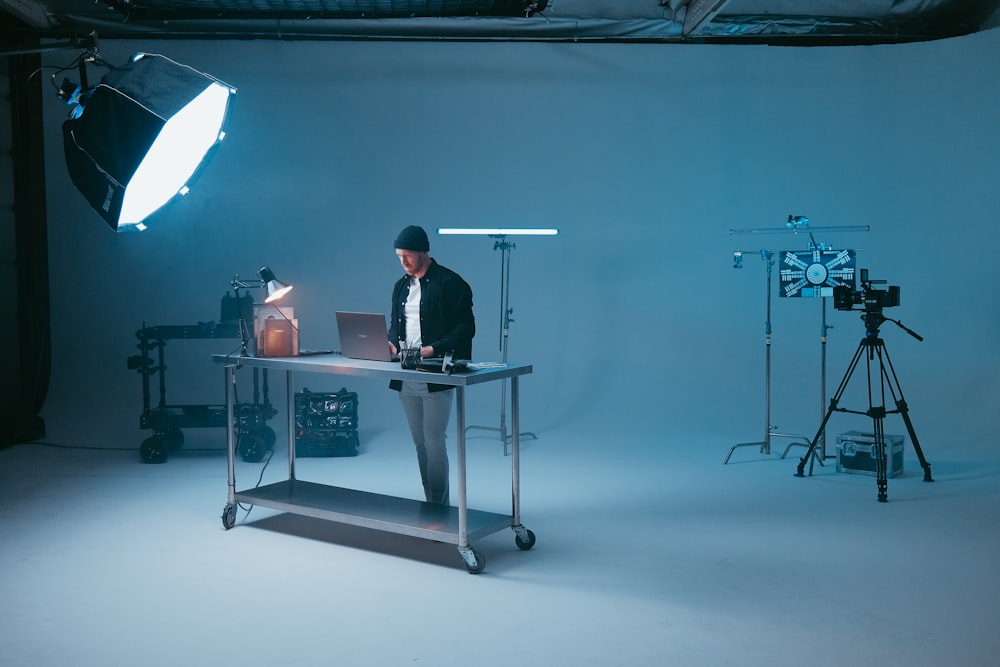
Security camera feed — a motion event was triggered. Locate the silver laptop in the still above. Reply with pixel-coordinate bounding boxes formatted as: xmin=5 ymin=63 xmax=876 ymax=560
xmin=335 ymin=311 xmax=399 ymax=362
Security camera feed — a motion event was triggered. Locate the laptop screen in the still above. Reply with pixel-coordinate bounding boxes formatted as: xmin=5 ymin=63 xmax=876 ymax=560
xmin=335 ymin=311 xmax=397 ymax=362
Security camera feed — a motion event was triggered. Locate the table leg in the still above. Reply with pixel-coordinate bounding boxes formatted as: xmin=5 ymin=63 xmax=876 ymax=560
xmin=509 ymin=375 xmax=535 ymax=550
xmin=286 ymin=370 xmax=296 ymax=480
xmin=511 ymin=375 xmax=521 ymax=525
xmin=226 ymin=365 xmax=236 ymax=503
xmin=454 ymin=386 xmax=486 ymax=573
xmin=456 ymin=386 xmax=467 ymax=548
xmin=222 ymin=364 xmax=239 ymax=530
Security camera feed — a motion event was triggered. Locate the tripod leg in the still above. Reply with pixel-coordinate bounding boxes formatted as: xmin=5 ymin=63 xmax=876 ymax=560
xmin=876 ymin=345 xmax=934 ymax=483
xmin=897 ymin=400 xmax=934 ymax=482
xmin=872 ymin=414 xmax=888 ymax=502
xmin=796 ymin=402 xmax=837 ymax=477
xmin=797 ymin=339 xmax=865 ymax=477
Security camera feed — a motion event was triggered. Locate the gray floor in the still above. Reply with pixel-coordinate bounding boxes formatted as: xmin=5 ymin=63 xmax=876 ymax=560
xmin=1 ymin=424 xmax=997 ymax=666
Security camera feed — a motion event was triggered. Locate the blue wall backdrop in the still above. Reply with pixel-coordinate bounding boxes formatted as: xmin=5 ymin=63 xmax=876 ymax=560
xmin=38 ymin=31 xmax=1000 ymax=456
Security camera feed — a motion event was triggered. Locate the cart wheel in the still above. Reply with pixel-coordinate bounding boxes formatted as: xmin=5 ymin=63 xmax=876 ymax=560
xmin=464 ymin=550 xmax=486 ymax=575
xmin=256 ymin=425 xmax=276 ymax=448
xmin=239 ymin=434 xmax=266 ymax=462
xmin=221 ymin=503 xmax=237 ymax=530
xmin=140 ymin=436 xmax=169 ymax=464
xmin=163 ymin=427 xmax=184 ymax=451
xmin=515 ymin=529 xmax=536 ymax=551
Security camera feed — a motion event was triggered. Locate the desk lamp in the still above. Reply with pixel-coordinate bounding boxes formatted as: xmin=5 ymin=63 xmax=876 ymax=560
xmin=231 ymin=266 xmax=293 ymax=356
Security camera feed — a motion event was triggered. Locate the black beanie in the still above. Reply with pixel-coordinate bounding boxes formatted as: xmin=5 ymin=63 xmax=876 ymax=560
xmin=394 ymin=225 xmax=430 ymax=252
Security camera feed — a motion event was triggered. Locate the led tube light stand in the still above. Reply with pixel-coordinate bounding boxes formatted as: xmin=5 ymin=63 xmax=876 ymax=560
xmin=439 ymin=228 xmax=557 ymax=455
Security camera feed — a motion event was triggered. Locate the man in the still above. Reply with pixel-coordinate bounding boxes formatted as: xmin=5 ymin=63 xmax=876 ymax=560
xmin=387 ymin=225 xmax=475 ymax=505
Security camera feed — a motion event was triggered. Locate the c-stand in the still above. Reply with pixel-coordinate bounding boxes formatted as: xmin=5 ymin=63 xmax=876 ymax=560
xmin=794 ymin=307 xmax=933 ymax=502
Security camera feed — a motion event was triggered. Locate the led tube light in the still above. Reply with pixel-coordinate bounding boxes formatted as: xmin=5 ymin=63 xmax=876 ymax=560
xmin=437 ymin=228 xmax=559 ymax=236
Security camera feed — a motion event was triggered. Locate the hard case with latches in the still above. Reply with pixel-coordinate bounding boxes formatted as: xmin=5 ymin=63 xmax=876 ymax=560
xmin=835 ymin=430 xmax=904 ymax=478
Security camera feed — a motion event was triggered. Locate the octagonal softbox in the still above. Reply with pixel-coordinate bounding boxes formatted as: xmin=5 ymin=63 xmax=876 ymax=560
xmin=63 ymin=53 xmax=236 ymax=231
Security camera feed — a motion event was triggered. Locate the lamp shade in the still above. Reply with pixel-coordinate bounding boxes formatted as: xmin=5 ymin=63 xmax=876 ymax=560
xmin=62 ymin=53 xmax=236 ymax=232
xmin=259 ymin=266 xmax=293 ymax=303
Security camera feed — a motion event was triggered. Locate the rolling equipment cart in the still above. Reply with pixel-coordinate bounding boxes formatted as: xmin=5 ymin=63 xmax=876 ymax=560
xmin=128 ymin=318 xmax=277 ymax=463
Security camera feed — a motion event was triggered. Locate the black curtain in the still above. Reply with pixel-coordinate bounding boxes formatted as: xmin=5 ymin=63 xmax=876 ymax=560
xmin=4 ymin=48 xmax=51 ymax=446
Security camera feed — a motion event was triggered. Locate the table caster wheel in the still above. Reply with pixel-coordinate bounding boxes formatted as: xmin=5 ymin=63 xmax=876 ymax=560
xmin=221 ymin=503 xmax=237 ymax=529
xmin=514 ymin=528 xmax=536 ymax=551
xmin=460 ymin=548 xmax=486 ymax=574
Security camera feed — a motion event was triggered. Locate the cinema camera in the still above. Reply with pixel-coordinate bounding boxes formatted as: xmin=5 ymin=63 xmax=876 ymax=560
xmin=833 ymin=268 xmax=899 ymax=311
xmin=833 ymin=268 xmax=900 ymax=332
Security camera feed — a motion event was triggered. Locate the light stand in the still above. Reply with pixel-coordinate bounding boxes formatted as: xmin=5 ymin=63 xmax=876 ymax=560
xmin=774 ymin=292 xmax=836 ymax=461
xmin=775 ymin=238 xmax=860 ymax=462
xmin=482 ymin=235 xmax=535 ymax=455
xmin=725 ymin=216 xmax=870 ymax=464
xmin=784 ymin=288 xmax=835 ymax=460
xmin=439 ymin=227 xmax=558 ymax=455
xmin=819 ymin=297 xmax=831 ymax=455
xmin=724 ymin=249 xmax=813 ymax=463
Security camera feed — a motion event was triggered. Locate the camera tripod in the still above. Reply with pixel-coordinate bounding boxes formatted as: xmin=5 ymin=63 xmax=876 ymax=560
xmin=794 ymin=310 xmax=933 ymax=502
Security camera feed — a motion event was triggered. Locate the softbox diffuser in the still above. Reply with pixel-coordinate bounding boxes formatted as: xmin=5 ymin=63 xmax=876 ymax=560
xmin=63 ymin=53 xmax=236 ymax=232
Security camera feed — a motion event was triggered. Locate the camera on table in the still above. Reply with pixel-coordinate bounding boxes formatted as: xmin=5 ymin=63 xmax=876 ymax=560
xmin=399 ymin=346 xmax=421 ymax=370
xmin=833 ymin=268 xmax=900 ymax=312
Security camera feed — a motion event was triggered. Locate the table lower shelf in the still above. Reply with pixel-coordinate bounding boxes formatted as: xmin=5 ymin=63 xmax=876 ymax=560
xmin=234 ymin=479 xmax=513 ymax=544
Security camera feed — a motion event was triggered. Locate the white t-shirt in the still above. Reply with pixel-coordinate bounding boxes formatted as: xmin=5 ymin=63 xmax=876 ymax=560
xmin=404 ymin=276 xmax=422 ymax=348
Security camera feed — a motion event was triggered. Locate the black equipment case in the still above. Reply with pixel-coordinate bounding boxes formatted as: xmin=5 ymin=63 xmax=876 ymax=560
xmin=294 ymin=387 xmax=359 ymax=457
xmin=835 ymin=430 xmax=904 ymax=478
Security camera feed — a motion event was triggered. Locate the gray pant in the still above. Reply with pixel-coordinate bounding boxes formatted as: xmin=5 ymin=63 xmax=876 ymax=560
xmin=398 ymin=381 xmax=453 ymax=505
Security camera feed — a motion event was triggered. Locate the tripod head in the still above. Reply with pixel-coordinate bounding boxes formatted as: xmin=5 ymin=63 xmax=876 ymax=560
xmin=861 ymin=309 xmax=889 ymax=339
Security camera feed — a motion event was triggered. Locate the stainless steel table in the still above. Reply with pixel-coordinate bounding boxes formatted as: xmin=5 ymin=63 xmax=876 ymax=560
xmin=213 ymin=352 xmax=535 ymax=573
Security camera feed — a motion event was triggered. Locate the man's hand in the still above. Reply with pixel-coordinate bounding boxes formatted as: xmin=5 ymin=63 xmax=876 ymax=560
xmin=390 ymin=342 xmax=433 ymax=357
